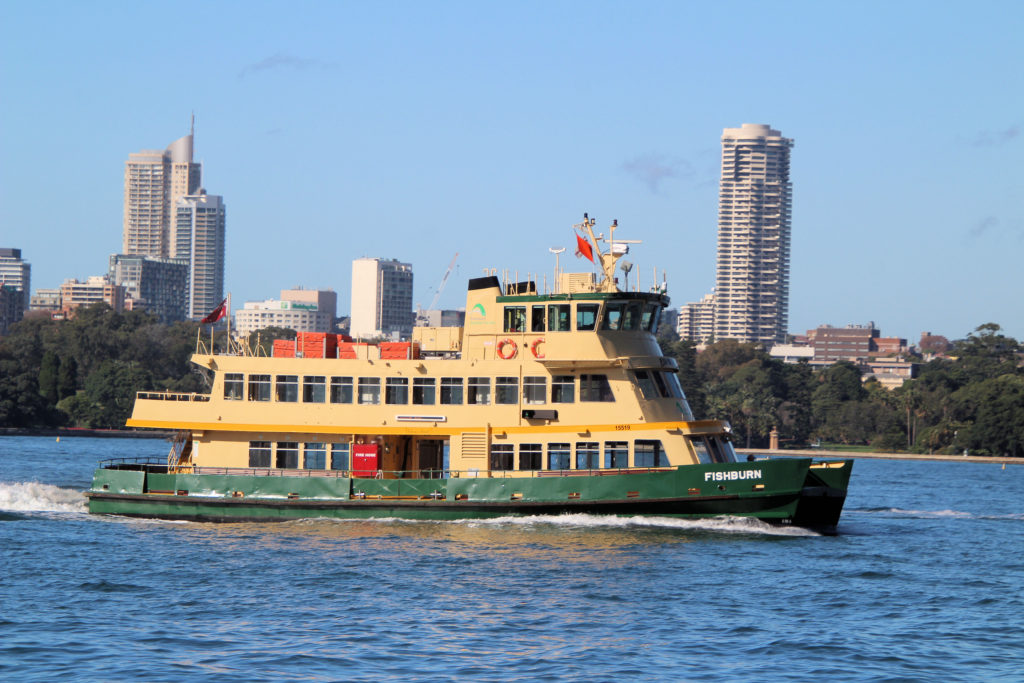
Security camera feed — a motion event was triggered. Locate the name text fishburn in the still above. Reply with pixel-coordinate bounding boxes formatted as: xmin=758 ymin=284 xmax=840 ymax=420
xmin=704 ymin=470 xmax=763 ymax=482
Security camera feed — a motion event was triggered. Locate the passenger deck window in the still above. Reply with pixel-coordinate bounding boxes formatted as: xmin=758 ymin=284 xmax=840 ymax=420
xmin=304 ymin=442 xmax=326 ymax=469
xmin=580 ymin=374 xmax=614 ymax=402
xmin=276 ymin=375 xmax=298 ymax=402
xmin=303 ymin=376 xmax=326 ymax=403
xmin=523 ymin=377 xmax=546 ymax=404
xmin=276 ymin=442 xmax=299 ymax=469
xmin=503 ymin=306 xmax=526 ymax=332
xmin=495 ymin=376 xmax=518 ymax=404
xmin=576 ymin=303 xmax=600 ymax=331
xmin=468 ymin=377 xmax=491 ymax=405
xmin=330 ymin=376 xmax=353 ymax=404
xmin=490 ymin=444 xmax=514 ymax=471
xmin=632 ymin=370 xmax=658 ymax=400
xmin=358 ymin=377 xmax=381 ymax=405
xmin=440 ymin=377 xmax=463 ymax=405
xmin=576 ymin=442 xmax=599 ymax=470
xmin=547 ymin=304 xmax=571 ymax=332
xmin=548 ymin=443 xmax=571 ymax=470
xmin=331 ymin=443 xmax=350 ymax=471
xmin=604 ymin=441 xmax=628 ymax=469
xmin=634 ymin=440 xmax=667 ymax=467
xmin=552 ymin=375 xmax=575 ymax=403
xmin=531 ymin=305 xmax=546 ymax=332
xmin=386 ymin=377 xmax=409 ymax=404
xmin=224 ymin=373 xmax=244 ymax=400
xmin=248 ymin=374 xmax=271 ymax=402
xmin=248 ymin=441 xmax=271 ymax=468
xmin=413 ymin=378 xmax=436 ymax=405
xmin=518 ymin=444 xmax=542 ymax=471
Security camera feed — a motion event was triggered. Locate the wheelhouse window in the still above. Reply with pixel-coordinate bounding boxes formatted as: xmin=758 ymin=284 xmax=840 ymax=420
xmin=490 ymin=444 xmax=514 ymax=471
xmin=358 ymin=377 xmax=381 ymax=405
xmin=276 ymin=375 xmax=298 ymax=402
xmin=503 ymin=306 xmax=526 ymax=332
xmin=552 ymin=375 xmax=575 ymax=403
xmin=248 ymin=374 xmax=271 ymax=402
xmin=304 ymin=442 xmax=327 ymax=469
xmin=386 ymin=377 xmax=409 ymax=404
xmin=641 ymin=303 xmax=661 ymax=332
xmin=576 ymin=303 xmax=599 ymax=331
xmin=604 ymin=441 xmax=628 ymax=469
xmin=248 ymin=441 xmax=271 ymax=468
xmin=548 ymin=443 xmax=571 ymax=470
xmin=523 ymin=377 xmax=546 ymax=404
xmin=518 ymin=444 xmax=542 ymax=471
xmin=303 ymin=376 xmax=326 ymax=403
xmin=467 ymin=377 xmax=491 ymax=405
xmin=601 ymin=302 xmax=624 ymax=330
xmin=634 ymin=440 xmax=667 ymax=467
xmin=276 ymin=442 xmax=299 ymax=469
xmin=576 ymin=442 xmax=599 ymax=470
xmin=580 ymin=374 xmax=614 ymax=402
xmin=224 ymin=373 xmax=244 ymax=400
xmin=531 ymin=305 xmax=546 ymax=332
xmin=690 ymin=436 xmax=737 ymax=464
xmin=330 ymin=376 xmax=353 ymax=404
xmin=440 ymin=377 xmax=463 ymax=405
xmin=621 ymin=302 xmax=643 ymax=331
xmin=495 ymin=376 xmax=518 ymax=404
xmin=331 ymin=443 xmax=350 ymax=471
xmin=413 ymin=378 xmax=436 ymax=405
xmin=547 ymin=304 xmax=571 ymax=331
xmin=632 ymin=370 xmax=658 ymax=400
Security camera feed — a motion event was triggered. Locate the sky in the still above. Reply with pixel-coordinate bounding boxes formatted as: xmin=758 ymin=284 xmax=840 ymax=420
xmin=1 ymin=1 xmax=1022 ymax=343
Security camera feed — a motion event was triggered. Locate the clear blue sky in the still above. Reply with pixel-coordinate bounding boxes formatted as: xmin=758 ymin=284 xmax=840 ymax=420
xmin=2 ymin=1 xmax=1022 ymax=342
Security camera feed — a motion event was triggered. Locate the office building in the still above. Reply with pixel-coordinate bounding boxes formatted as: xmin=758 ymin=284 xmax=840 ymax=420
xmin=235 ymin=288 xmax=338 ymax=337
xmin=174 ymin=190 xmax=226 ymax=320
xmin=108 ymin=254 xmax=189 ymax=324
xmin=0 ymin=248 xmax=31 ymax=310
xmin=350 ymin=258 xmax=414 ymax=339
xmin=29 ymin=288 xmax=62 ymax=313
xmin=713 ymin=123 xmax=794 ymax=345
xmin=123 ymin=129 xmax=201 ymax=258
xmin=59 ymin=276 xmax=126 ymax=314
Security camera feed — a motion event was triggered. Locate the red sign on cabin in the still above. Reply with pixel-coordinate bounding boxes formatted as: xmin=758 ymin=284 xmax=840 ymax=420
xmin=352 ymin=444 xmax=380 ymax=477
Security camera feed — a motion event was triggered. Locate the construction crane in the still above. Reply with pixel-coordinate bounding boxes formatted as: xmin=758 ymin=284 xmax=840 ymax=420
xmin=416 ymin=253 xmax=458 ymax=326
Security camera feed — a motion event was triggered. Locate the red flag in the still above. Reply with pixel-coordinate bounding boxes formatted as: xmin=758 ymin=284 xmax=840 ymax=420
xmin=575 ymin=232 xmax=594 ymax=262
xmin=200 ymin=298 xmax=227 ymax=324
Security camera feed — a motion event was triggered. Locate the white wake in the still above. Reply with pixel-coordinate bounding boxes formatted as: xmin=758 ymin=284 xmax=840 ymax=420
xmin=0 ymin=481 xmax=87 ymax=514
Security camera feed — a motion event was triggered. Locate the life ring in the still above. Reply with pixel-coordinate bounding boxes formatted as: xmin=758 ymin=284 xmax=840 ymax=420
xmin=530 ymin=338 xmax=545 ymax=359
xmin=497 ymin=338 xmax=518 ymax=359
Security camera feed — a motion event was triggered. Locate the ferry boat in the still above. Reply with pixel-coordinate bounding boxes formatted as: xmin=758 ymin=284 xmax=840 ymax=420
xmin=87 ymin=216 xmax=853 ymax=532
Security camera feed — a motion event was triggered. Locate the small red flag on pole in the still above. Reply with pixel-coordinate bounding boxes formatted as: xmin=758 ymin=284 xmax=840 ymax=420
xmin=201 ymin=298 xmax=228 ymax=324
xmin=575 ymin=232 xmax=595 ymax=263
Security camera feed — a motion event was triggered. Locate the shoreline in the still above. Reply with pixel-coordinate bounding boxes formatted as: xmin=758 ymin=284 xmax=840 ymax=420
xmin=0 ymin=428 xmax=174 ymax=440
xmin=742 ymin=448 xmax=1023 ymax=465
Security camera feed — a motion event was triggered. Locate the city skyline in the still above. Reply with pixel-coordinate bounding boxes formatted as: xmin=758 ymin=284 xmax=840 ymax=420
xmin=2 ymin=3 xmax=1022 ymax=342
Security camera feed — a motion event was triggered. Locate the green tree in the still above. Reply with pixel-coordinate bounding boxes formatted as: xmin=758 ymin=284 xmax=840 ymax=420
xmin=38 ymin=350 xmax=60 ymax=403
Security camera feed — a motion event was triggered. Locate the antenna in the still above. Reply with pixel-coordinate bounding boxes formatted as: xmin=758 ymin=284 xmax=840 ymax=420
xmin=549 ymin=247 xmax=565 ymax=294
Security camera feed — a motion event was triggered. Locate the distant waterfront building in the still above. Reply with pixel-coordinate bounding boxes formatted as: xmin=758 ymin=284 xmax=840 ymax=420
xmin=174 ymin=190 xmax=226 ymax=320
xmin=109 ymin=254 xmax=188 ymax=324
xmin=415 ymin=309 xmax=466 ymax=328
xmin=0 ymin=285 xmax=23 ymax=335
xmin=235 ymin=288 xmax=338 ymax=337
xmin=713 ymin=123 xmax=793 ymax=345
xmin=29 ymin=288 xmax=62 ymax=313
xmin=350 ymin=258 xmax=414 ymax=339
xmin=0 ymin=248 xmax=31 ymax=310
xmin=59 ymin=276 xmax=126 ymax=314
xmin=676 ymin=292 xmax=715 ymax=343
xmin=807 ymin=324 xmax=878 ymax=362
xmin=123 ymin=128 xmax=201 ymax=259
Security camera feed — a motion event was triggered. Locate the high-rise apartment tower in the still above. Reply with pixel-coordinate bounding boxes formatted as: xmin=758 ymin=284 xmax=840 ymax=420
xmin=175 ymin=190 xmax=226 ymax=320
xmin=350 ymin=258 xmax=414 ymax=339
xmin=713 ymin=123 xmax=793 ymax=345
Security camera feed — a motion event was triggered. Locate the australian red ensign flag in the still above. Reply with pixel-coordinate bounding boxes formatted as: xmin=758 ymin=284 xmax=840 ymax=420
xmin=575 ymin=232 xmax=595 ymax=262
xmin=201 ymin=298 xmax=228 ymax=324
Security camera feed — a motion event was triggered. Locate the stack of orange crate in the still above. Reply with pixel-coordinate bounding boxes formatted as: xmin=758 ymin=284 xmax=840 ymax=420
xmin=296 ymin=332 xmax=338 ymax=359
xmin=272 ymin=339 xmax=296 ymax=358
xmin=379 ymin=342 xmax=420 ymax=359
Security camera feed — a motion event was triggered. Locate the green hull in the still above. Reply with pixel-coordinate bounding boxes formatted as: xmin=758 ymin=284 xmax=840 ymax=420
xmin=87 ymin=458 xmax=852 ymax=532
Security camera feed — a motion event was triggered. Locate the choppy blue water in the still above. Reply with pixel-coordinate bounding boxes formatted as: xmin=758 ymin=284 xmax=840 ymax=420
xmin=1 ymin=436 xmax=1022 ymax=682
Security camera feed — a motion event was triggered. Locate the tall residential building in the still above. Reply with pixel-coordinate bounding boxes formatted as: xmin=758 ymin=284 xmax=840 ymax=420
xmin=713 ymin=123 xmax=794 ymax=345
xmin=123 ymin=129 xmax=201 ymax=258
xmin=0 ymin=247 xmax=31 ymax=309
xmin=108 ymin=254 xmax=189 ymax=324
xmin=59 ymin=276 xmax=126 ymax=314
xmin=676 ymin=292 xmax=715 ymax=343
xmin=175 ymin=190 xmax=226 ymax=320
xmin=350 ymin=258 xmax=414 ymax=340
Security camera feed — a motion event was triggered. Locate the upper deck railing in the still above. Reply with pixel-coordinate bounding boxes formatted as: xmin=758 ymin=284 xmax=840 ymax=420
xmin=136 ymin=391 xmax=210 ymax=403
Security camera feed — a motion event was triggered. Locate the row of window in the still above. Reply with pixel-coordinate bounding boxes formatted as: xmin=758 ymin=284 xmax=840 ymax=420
xmin=248 ymin=441 xmax=350 ymax=470
xmin=226 ymin=373 xmax=616 ymax=405
xmin=490 ymin=440 xmax=668 ymax=471
xmin=502 ymin=300 xmax=661 ymax=334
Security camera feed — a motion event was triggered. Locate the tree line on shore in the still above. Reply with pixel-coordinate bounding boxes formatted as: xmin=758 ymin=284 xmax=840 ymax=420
xmin=1 ymin=304 xmax=1020 ymax=457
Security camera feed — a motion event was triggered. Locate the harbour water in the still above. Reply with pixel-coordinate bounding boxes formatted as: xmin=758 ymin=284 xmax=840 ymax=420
xmin=2 ymin=435 xmax=1022 ymax=682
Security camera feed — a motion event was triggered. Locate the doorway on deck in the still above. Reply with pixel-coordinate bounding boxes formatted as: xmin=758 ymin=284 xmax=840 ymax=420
xmin=417 ymin=439 xmax=446 ymax=478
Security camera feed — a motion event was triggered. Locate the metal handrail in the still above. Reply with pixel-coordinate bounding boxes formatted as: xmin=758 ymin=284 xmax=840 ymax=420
xmin=136 ymin=391 xmax=210 ymax=402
